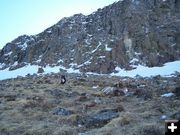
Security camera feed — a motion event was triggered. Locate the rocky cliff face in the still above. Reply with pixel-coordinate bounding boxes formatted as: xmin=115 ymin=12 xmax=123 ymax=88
xmin=0 ymin=0 xmax=180 ymax=73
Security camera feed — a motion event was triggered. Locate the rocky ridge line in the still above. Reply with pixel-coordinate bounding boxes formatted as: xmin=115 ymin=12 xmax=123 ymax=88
xmin=0 ymin=0 xmax=179 ymax=74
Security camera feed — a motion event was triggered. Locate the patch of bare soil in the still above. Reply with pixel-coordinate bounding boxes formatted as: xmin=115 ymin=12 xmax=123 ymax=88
xmin=0 ymin=73 xmax=179 ymax=135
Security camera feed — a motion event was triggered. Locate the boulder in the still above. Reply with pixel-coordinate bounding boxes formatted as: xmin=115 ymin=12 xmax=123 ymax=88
xmin=101 ymin=86 xmax=126 ymax=96
xmin=37 ymin=67 xmax=44 ymax=73
xmin=78 ymin=109 xmax=119 ymax=128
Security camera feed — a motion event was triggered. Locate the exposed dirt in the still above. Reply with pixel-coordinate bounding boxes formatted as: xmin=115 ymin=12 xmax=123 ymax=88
xmin=0 ymin=73 xmax=179 ymax=135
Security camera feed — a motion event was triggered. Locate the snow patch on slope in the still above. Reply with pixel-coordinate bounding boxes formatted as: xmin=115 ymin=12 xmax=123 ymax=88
xmin=161 ymin=92 xmax=174 ymax=97
xmin=105 ymin=44 xmax=112 ymax=51
xmin=0 ymin=65 xmax=38 ymax=80
xmin=130 ymin=58 xmax=139 ymax=64
xmin=18 ymin=42 xmax=28 ymax=50
xmin=0 ymin=61 xmax=179 ymax=80
xmin=91 ymin=42 xmax=102 ymax=53
xmin=12 ymin=61 xmax=18 ymax=67
xmin=4 ymin=51 xmax=12 ymax=56
xmin=0 ymin=64 xmax=80 ymax=80
xmin=111 ymin=61 xmax=180 ymax=77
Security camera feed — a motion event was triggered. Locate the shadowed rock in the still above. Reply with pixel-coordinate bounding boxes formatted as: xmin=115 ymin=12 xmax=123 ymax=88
xmin=173 ymin=86 xmax=180 ymax=97
xmin=79 ymin=109 xmax=119 ymax=128
xmin=37 ymin=67 xmax=44 ymax=73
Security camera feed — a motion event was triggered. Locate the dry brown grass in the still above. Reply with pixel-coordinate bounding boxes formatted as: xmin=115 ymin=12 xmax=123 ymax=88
xmin=0 ymin=74 xmax=179 ymax=135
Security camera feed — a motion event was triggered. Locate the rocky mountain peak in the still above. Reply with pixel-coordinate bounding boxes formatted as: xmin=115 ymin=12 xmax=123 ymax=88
xmin=0 ymin=0 xmax=179 ymax=74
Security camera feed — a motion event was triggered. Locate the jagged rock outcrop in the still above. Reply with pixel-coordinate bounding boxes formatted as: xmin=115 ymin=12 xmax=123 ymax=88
xmin=0 ymin=0 xmax=180 ymax=73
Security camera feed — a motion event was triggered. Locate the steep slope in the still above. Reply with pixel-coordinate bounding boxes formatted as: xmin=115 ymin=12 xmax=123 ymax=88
xmin=0 ymin=0 xmax=180 ymax=74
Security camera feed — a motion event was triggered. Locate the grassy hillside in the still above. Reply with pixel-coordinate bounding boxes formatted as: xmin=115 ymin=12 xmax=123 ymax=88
xmin=0 ymin=73 xmax=179 ymax=135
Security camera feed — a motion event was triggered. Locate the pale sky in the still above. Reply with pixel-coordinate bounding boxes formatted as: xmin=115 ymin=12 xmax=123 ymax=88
xmin=0 ymin=0 xmax=118 ymax=49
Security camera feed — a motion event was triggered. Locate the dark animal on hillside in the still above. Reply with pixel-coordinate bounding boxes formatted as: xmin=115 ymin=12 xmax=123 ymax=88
xmin=60 ymin=75 xmax=66 ymax=84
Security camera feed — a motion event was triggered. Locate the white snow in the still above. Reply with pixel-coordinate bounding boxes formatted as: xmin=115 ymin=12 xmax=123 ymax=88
xmin=84 ymin=60 xmax=91 ymax=65
xmin=38 ymin=39 xmax=45 ymax=43
xmin=134 ymin=52 xmax=141 ymax=56
xmin=77 ymin=58 xmax=93 ymax=68
xmin=171 ymin=43 xmax=176 ymax=47
xmin=71 ymin=49 xmax=74 ymax=52
xmin=0 ymin=64 xmax=38 ymax=80
xmin=99 ymin=56 xmax=106 ymax=58
xmin=111 ymin=60 xmax=180 ymax=77
xmin=47 ymin=30 xmax=52 ymax=33
xmin=110 ymin=39 xmax=114 ymax=42
xmin=87 ymin=34 xmax=92 ymax=37
xmin=0 ymin=63 xmax=5 ymax=69
xmin=161 ymin=92 xmax=174 ymax=97
xmin=86 ymin=72 xmax=102 ymax=76
xmin=78 ymin=133 xmax=85 ymax=135
xmin=161 ymin=115 xmax=167 ymax=119
xmin=57 ymin=59 xmax=64 ymax=63
xmin=130 ymin=58 xmax=139 ymax=64
xmin=4 ymin=51 xmax=12 ymax=56
xmin=92 ymin=86 xmax=99 ymax=89
xmin=78 ymin=124 xmax=83 ymax=128
xmin=12 ymin=61 xmax=18 ymax=66
xmin=69 ymin=26 xmax=72 ymax=29
xmin=18 ymin=42 xmax=28 ymax=50
xmin=82 ymin=21 xmax=88 ymax=24
xmin=105 ymin=44 xmax=112 ymax=51
xmin=70 ymin=63 xmax=78 ymax=68
xmin=44 ymin=65 xmax=80 ymax=74
xmin=85 ymin=39 xmax=91 ymax=45
xmin=45 ymin=65 xmax=64 ymax=74
xmin=36 ymin=55 xmax=42 ymax=63
xmin=16 ymin=42 xmax=21 ymax=45
xmin=0 ymin=64 xmax=80 ymax=80
xmin=66 ymin=67 xmax=80 ymax=74
xmin=91 ymin=42 xmax=102 ymax=53
xmin=0 ymin=60 xmax=180 ymax=80
xmin=36 ymin=59 xmax=41 ymax=63
xmin=70 ymin=63 xmax=77 ymax=67
xmin=30 ymin=36 xmax=35 ymax=41
xmin=145 ymin=27 xmax=149 ymax=34
xmin=80 ymin=58 xmax=93 ymax=67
